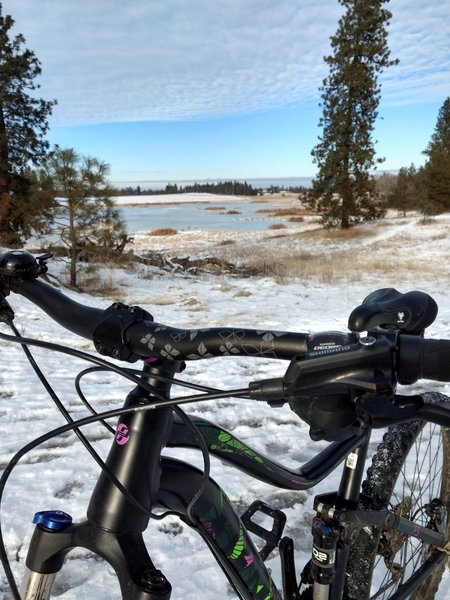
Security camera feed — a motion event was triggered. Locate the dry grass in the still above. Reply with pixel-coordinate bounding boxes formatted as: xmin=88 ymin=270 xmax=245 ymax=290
xmin=149 ymin=228 xmax=178 ymax=236
xmin=242 ymin=248 xmax=445 ymax=285
xmin=255 ymin=207 xmax=316 ymax=222
xmin=77 ymin=272 xmax=119 ymax=295
xmin=233 ymin=290 xmax=252 ymax=297
xmin=246 ymin=251 xmax=343 ymax=284
xmin=270 ymin=208 xmax=306 ymax=217
xmin=295 ymin=226 xmax=369 ymax=240
xmin=212 ymin=222 xmax=449 ymax=284
xmin=267 ymin=224 xmax=288 ymax=230
xmin=256 ymin=207 xmax=307 ymax=216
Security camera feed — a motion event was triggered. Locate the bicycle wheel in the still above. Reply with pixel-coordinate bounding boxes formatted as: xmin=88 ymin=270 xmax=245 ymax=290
xmin=345 ymin=392 xmax=450 ymax=600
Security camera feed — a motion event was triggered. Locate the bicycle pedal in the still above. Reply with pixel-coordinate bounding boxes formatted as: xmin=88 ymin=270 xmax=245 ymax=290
xmin=241 ymin=500 xmax=286 ymax=560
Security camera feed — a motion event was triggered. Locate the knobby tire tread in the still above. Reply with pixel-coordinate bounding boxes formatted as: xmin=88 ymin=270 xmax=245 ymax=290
xmin=345 ymin=392 xmax=450 ymax=600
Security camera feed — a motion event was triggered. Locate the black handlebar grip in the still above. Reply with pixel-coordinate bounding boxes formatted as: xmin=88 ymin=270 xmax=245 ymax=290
xmin=12 ymin=278 xmax=104 ymax=340
xmin=420 ymin=339 xmax=450 ymax=382
xmin=398 ymin=336 xmax=450 ymax=384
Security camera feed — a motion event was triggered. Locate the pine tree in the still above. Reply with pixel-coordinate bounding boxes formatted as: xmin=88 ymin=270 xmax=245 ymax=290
xmin=421 ymin=97 xmax=450 ymax=213
xmin=310 ymin=0 xmax=398 ymax=228
xmin=45 ymin=148 xmax=127 ymax=288
xmin=425 ymin=97 xmax=450 ymax=154
xmin=386 ymin=165 xmax=421 ymax=215
xmin=0 ymin=3 xmax=56 ymax=245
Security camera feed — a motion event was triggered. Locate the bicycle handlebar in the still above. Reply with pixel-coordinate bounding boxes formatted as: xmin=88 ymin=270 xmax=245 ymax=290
xmin=10 ymin=278 xmax=104 ymax=339
xmin=0 ymin=250 xmax=449 ymax=442
xmin=0 ymin=251 xmax=449 ymax=385
xmin=9 ymin=277 xmax=310 ymax=361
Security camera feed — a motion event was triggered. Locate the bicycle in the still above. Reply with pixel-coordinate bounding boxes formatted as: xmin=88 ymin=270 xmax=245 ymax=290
xmin=0 ymin=249 xmax=449 ymax=600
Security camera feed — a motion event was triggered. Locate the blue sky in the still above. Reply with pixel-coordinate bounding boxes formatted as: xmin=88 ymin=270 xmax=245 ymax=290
xmin=3 ymin=0 xmax=449 ymax=185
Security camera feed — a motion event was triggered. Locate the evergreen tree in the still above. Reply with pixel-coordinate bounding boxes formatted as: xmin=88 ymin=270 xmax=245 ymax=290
xmin=425 ymin=97 xmax=450 ymax=154
xmin=0 ymin=3 xmax=56 ymax=245
xmin=421 ymin=97 xmax=450 ymax=213
xmin=374 ymin=171 xmax=396 ymax=203
xmin=310 ymin=0 xmax=398 ymax=228
xmin=386 ymin=165 xmax=420 ymax=215
xmin=45 ymin=148 xmax=127 ymax=288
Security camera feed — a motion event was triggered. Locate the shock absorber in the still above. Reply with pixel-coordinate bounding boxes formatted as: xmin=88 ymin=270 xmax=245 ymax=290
xmin=311 ymin=515 xmax=340 ymax=588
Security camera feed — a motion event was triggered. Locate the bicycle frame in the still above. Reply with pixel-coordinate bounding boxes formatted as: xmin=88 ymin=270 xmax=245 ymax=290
xmin=19 ymin=361 xmax=449 ymax=600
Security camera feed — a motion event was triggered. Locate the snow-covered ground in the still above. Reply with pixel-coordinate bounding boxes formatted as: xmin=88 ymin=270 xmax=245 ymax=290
xmin=0 ymin=208 xmax=449 ymax=599
xmin=115 ymin=192 xmax=259 ymax=206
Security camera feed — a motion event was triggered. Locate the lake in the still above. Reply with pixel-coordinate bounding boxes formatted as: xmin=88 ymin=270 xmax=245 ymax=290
xmin=119 ymin=199 xmax=295 ymax=233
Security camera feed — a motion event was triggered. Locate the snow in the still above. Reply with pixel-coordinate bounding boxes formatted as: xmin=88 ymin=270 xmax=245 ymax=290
xmin=1 ymin=208 xmax=450 ymax=599
xmin=114 ymin=192 xmax=255 ymax=206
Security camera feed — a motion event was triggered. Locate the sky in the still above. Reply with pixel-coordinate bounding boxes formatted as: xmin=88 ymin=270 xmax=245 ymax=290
xmin=2 ymin=0 xmax=449 ymax=185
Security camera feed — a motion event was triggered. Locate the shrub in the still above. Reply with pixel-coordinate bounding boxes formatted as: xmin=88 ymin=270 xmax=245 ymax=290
xmin=267 ymin=224 xmax=288 ymax=230
xmin=149 ymin=228 xmax=178 ymax=236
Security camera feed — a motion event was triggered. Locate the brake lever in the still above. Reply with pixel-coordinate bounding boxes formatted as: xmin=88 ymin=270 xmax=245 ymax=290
xmin=355 ymin=393 xmax=424 ymax=428
xmin=36 ymin=253 xmax=53 ymax=275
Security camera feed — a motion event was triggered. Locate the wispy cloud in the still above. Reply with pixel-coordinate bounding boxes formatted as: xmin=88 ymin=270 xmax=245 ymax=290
xmin=3 ymin=0 xmax=449 ymax=126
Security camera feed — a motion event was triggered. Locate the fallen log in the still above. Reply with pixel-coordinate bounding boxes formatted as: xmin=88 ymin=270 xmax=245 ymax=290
xmin=134 ymin=252 xmax=256 ymax=276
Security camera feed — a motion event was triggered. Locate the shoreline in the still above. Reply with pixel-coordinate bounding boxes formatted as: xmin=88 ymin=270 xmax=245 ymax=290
xmin=114 ymin=192 xmax=300 ymax=207
xmin=128 ymin=210 xmax=450 ymax=260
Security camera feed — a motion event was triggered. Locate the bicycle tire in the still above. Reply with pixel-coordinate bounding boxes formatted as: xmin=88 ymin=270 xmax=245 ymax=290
xmin=345 ymin=391 xmax=450 ymax=600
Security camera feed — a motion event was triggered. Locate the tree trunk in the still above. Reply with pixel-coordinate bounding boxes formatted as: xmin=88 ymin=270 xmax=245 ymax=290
xmin=341 ymin=194 xmax=350 ymax=229
xmin=340 ymin=94 xmax=354 ymax=229
xmin=68 ymin=203 xmax=77 ymax=287
xmin=0 ymin=103 xmax=14 ymax=245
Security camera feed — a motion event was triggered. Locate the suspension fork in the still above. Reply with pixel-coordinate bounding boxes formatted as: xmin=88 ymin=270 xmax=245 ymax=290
xmin=21 ymin=519 xmax=172 ymax=600
xmin=21 ymin=360 xmax=183 ymax=600
xmin=310 ymin=432 xmax=371 ymax=600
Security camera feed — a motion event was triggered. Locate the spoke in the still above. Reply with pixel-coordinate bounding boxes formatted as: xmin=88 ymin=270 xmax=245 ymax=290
xmin=370 ymin=426 xmax=445 ymax=600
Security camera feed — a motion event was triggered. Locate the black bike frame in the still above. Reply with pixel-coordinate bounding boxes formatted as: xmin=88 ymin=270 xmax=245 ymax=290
xmin=21 ymin=362 xmax=448 ymax=600
xmin=23 ymin=361 xmax=284 ymax=599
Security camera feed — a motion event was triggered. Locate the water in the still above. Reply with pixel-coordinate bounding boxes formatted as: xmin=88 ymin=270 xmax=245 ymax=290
xmin=120 ymin=199 xmax=296 ymax=233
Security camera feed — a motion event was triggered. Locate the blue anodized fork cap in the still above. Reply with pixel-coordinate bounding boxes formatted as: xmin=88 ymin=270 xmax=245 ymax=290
xmin=32 ymin=510 xmax=73 ymax=530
